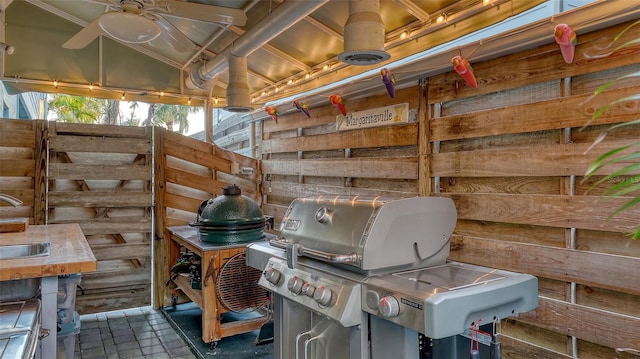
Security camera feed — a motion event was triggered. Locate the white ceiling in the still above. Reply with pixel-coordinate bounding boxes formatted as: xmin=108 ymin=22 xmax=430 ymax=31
xmin=1 ymin=0 xmax=639 ymax=116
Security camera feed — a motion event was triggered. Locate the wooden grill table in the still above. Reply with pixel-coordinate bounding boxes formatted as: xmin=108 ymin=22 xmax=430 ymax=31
xmin=167 ymin=226 xmax=269 ymax=348
xmin=0 ymin=223 xmax=97 ymax=358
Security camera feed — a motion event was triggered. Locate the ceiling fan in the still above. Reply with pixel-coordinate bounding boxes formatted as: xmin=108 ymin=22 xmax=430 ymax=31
xmin=62 ymin=0 xmax=247 ymax=52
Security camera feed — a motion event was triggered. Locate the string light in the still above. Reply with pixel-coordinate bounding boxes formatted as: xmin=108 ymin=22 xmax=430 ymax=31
xmin=53 ymin=80 xmax=58 ymax=88
xmin=287 ymin=79 xmax=293 ymax=85
xmin=187 ymin=97 xmax=191 ymax=105
xmin=400 ymin=31 xmax=408 ymax=40
xmin=305 ymin=73 xmax=310 ymax=80
xmin=88 ymin=83 xmax=94 ymax=91
xmin=436 ymin=13 xmax=447 ymax=24
xmin=160 ymin=91 xmax=164 ymax=97
xmin=121 ymin=93 xmax=126 ymax=100
xmin=214 ymin=97 xmax=219 ymax=105
xmin=323 ymin=64 xmax=329 ymax=71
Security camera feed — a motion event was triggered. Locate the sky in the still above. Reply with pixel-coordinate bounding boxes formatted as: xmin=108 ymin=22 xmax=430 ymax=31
xmin=120 ymin=101 xmax=205 ymax=136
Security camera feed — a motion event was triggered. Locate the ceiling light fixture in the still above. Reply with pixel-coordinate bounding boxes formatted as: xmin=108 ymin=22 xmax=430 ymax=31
xmin=338 ymin=0 xmax=390 ymax=66
xmin=98 ymin=12 xmax=161 ymax=44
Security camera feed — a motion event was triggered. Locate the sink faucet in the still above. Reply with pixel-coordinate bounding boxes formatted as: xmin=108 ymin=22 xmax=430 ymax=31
xmin=0 ymin=193 xmax=23 ymax=207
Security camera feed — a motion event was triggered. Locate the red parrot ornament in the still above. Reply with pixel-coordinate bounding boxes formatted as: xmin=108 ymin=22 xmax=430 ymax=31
xmin=265 ymin=106 xmax=278 ymax=124
xmin=554 ymin=23 xmax=577 ymax=64
xmin=381 ymin=68 xmax=396 ymax=98
xmin=292 ymin=100 xmax=310 ymax=118
xmin=329 ymin=94 xmax=347 ymax=116
xmin=451 ymin=55 xmax=478 ymax=89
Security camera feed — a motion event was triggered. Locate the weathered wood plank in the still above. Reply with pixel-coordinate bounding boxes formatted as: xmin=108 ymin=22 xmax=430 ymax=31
xmin=262 ymin=157 xmax=418 ymax=179
xmin=261 ymin=181 xmax=416 ymax=199
xmin=91 ymin=243 xmax=151 ymax=261
xmin=165 ymin=140 xmax=231 ymax=173
xmin=165 ymin=167 xmax=222 ymax=194
xmin=449 ymin=235 xmax=640 ymax=295
xmin=48 ymin=191 xmax=152 ymax=207
xmin=518 ymin=296 xmax=640 ymax=351
xmin=0 ymin=159 xmax=35 ymax=177
xmin=443 ymin=193 xmax=639 ymax=233
xmin=54 ymin=122 xmax=149 ymax=138
xmin=500 ymin=334 xmax=573 ymax=359
xmin=0 ymin=129 xmax=35 ymax=148
xmin=262 ymin=123 xmax=418 ymax=154
xmin=49 ymin=135 xmax=151 ymax=154
xmin=49 ymin=163 xmax=151 ymax=180
xmin=431 ymin=139 xmax=637 ymax=177
xmin=50 ymin=217 xmax=152 ymax=235
xmin=430 ymin=86 xmax=640 ymax=142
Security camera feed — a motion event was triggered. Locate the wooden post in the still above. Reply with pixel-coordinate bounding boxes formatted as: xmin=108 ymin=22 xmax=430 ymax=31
xmin=153 ymin=127 xmax=168 ymax=309
xmin=33 ymin=120 xmax=48 ymax=224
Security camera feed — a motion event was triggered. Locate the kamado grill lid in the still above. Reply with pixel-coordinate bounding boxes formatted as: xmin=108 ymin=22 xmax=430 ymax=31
xmin=193 ymin=184 xmax=265 ymax=244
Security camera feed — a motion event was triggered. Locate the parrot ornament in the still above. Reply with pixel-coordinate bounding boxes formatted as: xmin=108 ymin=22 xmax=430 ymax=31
xmin=265 ymin=106 xmax=278 ymax=124
xmin=554 ymin=23 xmax=577 ymax=64
xmin=451 ymin=55 xmax=478 ymax=89
xmin=292 ymin=100 xmax=310 ymax=118
xmin=329 ymin=94 xmax=347 ymax=116
xmin=381 ymin=68 xmax=396 ymax=98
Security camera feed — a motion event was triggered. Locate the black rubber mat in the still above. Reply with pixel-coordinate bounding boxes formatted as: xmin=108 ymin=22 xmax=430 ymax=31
xmin=162 ymin=302 xmax=274 ymax=359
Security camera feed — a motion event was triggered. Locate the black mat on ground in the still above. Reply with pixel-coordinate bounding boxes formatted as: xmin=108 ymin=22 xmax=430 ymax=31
xmin=163 ymin=302 xmax=274 ymax=359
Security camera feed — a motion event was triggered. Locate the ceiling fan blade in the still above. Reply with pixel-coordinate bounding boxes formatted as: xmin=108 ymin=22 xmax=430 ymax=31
xmin=154 ymin=15 xmax=197 ymax=53
xmin=157 ymin=0 xmax=247 ymax=26
xmin=62 ymin=17 xmax=103 ymax=49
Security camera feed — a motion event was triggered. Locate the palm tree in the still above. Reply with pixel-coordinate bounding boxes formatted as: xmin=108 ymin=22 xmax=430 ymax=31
xmin=150 ymin=104 xmax=197 ymax=134
xmin=47 ymin=94 xmax=105 ymax=123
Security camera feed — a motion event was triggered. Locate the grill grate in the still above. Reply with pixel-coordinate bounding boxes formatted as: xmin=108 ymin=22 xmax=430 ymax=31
xmin=216 ymin=252 xmax=268 ymax=313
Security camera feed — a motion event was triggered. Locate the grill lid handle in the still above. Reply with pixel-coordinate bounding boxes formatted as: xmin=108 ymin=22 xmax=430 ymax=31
xmin=270 ymin=239 xmax=359 ymax=267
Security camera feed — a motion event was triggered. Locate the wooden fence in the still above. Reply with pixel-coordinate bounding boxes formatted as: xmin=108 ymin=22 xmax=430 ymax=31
xmin=153 ymin=128 xmax=261 ymax=307
xmin=47 ymin=122 xmax=153 ymax=313
xmin=258 ymin=20 xmax=640 ymax=357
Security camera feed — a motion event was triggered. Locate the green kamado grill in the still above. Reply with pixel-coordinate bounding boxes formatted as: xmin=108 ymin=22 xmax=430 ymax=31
xmin=191 ymin=184 xmax=266 ymax=244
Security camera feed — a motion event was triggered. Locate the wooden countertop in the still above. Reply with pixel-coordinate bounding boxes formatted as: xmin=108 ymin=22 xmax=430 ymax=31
xmin=0 ymin=223 xmax=97 ymax=281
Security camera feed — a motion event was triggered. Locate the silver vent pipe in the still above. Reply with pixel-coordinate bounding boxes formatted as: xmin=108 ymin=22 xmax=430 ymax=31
xmin=187 ymin=0 xmax=330 ymax=91
xmin=224 ymin=55 xmax=252 ymax=112
xmin=338 ymin=0 xmax=390 ymax=65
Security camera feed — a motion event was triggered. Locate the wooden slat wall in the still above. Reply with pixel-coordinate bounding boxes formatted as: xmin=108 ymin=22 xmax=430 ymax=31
xmin=153 ymin=128 xmax=261 ymax=307
xmin=0 ymin=119 xmax=46 ymax=224
xmin=48 ymin=122 xmax=153 ymax=313
xmin=260 ymin=88 xmax=422 ymax=225
xmin=426 ymin=20 xmax=640 ymax=358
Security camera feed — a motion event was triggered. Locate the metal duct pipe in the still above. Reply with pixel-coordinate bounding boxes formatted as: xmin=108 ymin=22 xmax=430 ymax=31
xmin=187 ymin=0 xmax=329 ymax=90
xmin=224 ymin=55 xmax=252 ymax=112
xmin=338 ymin=0 xmax=390 ymax=65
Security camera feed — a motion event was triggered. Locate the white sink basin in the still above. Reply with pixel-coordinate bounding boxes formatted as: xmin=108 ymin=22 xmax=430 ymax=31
xmin=0 ymin=243 xmax=50 ymax=260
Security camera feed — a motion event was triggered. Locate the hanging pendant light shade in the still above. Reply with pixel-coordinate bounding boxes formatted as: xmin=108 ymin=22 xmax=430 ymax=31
xmin=338 ymin=0 xmax=390 ymax=66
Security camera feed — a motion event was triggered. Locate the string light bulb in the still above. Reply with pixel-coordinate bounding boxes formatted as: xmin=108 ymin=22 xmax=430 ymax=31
xmin=121 ymin=93 xmax=126 ymax=100
xmin=305 ymin=73 xmax=310 ymax=80
xmin=436 ymin=13 xmax=447 ymax=24
xmin=400 ymin=31 xmax=408 ymax=40
xmin=160 ymin=91 xmax=164 ymax=97
xmin=88 ymin=83 xmax=94 ymax=91
xmin=287 ymin=79 xmax=293 ymax=85
xmin=53 ymin=80 xmax=58 ymax=88
xmin=214 ymin=97 xmax=219 ymax=105
xmin=187 ymin=97 xmax=191 ymax=105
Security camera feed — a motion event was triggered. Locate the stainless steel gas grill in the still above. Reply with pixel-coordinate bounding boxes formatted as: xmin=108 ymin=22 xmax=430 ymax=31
xmin=246 ymin=195 xmax=538 ymax=359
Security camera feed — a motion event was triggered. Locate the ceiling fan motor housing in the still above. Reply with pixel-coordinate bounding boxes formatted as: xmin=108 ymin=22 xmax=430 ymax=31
xmin=338 ymin=0 xmax=390 ymax=66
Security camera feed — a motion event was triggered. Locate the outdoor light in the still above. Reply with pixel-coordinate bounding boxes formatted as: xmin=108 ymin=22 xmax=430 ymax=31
xmin=53 ymin=80 xmax=58 ymax=88
xmin=0 ymin=42 xmax=14 ymax=54
xmin=99 ymin=12 xmax=161 ymax=44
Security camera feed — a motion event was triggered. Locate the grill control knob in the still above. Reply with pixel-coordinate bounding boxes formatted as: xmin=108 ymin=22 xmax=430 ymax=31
xmin=302 ymin=283 xmax=316 ymax=297
xmin=287 ymin=276 xmax=304 ymax=295
xmin=379 ymin=296 xmax=400 ymax=318
xmin=264 ymin=267 xmax=282 ymax=285
xmin=313 ymin=285 xmax=333 ymax=306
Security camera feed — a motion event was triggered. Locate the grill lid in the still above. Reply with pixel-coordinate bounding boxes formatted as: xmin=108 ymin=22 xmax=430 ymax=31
xmin=274 ymin=196 xmax=457 ymax=273
xmin=192 ymin=184 xmax=265 ymax=244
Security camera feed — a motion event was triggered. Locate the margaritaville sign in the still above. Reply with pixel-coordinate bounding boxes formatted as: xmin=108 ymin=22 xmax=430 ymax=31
xmin=336 ymin=103 xmax=409 ymax=131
